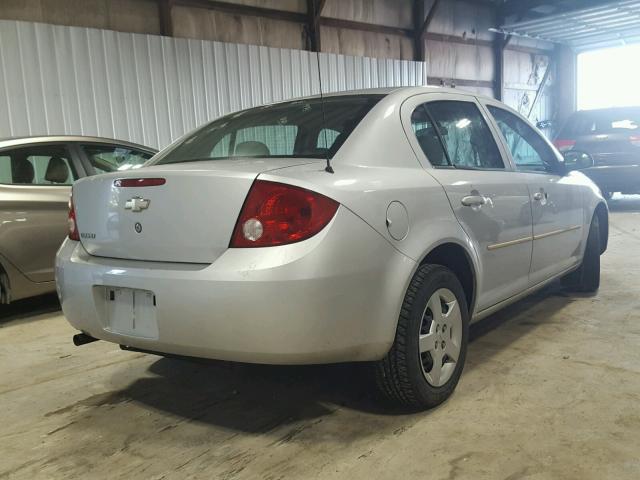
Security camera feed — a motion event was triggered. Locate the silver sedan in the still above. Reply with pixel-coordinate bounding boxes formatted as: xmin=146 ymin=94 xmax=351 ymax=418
xmin=56 ymin=87 xmax=608 ymax=409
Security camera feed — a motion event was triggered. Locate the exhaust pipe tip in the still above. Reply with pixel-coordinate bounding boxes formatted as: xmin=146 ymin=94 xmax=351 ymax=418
xmin=73 ymin=333 xmax=99 ymax=346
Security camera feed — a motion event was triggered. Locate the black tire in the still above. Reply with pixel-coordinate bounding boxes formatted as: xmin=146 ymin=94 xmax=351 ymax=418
xmin=375 ymin=264 xmax=469 ymax=409
xmin=562 ymin=215 xmax=601 ymax=293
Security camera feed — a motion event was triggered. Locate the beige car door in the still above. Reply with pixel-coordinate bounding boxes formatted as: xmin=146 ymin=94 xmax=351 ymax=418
xmin=0 ymin=144 xmax=77 ymax=283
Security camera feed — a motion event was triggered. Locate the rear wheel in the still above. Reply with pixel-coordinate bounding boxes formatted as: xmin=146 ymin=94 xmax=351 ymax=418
xmin=375 ymin=264 xmax=469 ymax=409
xmin=562 ymin=215 xmax=600 ymax=293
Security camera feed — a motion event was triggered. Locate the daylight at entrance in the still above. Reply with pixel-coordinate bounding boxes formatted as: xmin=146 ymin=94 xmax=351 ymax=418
xmin=578 ymin=43 xmax=640 ymax=110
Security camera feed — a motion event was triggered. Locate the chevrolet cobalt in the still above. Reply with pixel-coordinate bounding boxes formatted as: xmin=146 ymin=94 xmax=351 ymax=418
xmin=56 ymin=88 xmax=608 ymax=408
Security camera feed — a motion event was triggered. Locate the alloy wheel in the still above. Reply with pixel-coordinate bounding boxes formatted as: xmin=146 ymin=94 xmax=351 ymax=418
xmin=418 ymin=288 xmax=463 ymax=387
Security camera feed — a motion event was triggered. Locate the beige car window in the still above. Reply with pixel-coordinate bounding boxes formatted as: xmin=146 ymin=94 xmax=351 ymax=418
xmin=0 ymin=145 xmax=76 ymax=185
xmin=0 ymin=155 xmax=11 ymax=183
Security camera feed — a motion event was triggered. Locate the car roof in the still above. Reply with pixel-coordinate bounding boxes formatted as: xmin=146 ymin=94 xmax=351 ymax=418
xmin=227 ymin=86 xmax=488 ymax=114
xmin=312 ymin=85 xmax=484 ymax=100
xmin=0 ymin=135 xmax=157 ymax=152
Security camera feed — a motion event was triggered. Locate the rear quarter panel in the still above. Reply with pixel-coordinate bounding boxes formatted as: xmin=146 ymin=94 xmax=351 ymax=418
xmin=260 ymin=92 xmax=481 ymax=313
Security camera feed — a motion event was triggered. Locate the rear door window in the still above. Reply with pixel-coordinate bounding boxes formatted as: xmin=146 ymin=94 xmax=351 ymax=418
xmin=0 ymin=145 xmax=76 ymax=185
xmin=421 ymin=101 xmax=505 ymax=169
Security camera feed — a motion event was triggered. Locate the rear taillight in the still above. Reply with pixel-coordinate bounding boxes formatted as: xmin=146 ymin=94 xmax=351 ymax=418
xmin=630 ymin=135 xmax=640 ymax=147
xmin=230 ymin=180 xmax=339 ymax=248
xmin=554 ymin=139 xmax=576 ymax=152
xmin=68 ymin=194 xmax=79 ymax=241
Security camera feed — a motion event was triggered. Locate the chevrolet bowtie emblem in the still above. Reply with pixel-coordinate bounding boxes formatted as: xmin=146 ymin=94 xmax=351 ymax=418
xmin=124 ymin=197 xmax=150 ymax=212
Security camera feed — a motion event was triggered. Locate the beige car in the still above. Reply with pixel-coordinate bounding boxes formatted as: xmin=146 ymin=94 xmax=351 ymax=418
xmin=0 ymin=136 xmax=156 ymax=303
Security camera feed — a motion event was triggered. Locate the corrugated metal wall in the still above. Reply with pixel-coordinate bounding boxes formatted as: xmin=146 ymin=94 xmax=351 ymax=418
xmin=0 ymin=20 xmax=427 ymax=149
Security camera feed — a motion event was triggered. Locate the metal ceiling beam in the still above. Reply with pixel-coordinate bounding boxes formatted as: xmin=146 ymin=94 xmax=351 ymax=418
xmin=501 ymin=0 xmax=554 ymax=18
xmin=567 ymin=25 xmax=640 ymax=42
xmin=551 ymin=19 xmax=640 ymax=40
xmin=497 ymin=0 xmax=640 ymax=48
xmin=530 ymin=15 xmax=640 ymax=38
xmin=501 ymin=0 xmax=640 ymax=30
xmin=526 ymin=9 xmax=640 ymax=35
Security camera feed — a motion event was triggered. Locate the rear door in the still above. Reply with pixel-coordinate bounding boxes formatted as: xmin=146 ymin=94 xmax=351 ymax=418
xmin=483 ymin=101 xmax=583 ymax=285
xmin=402 ymin=93 xmax=533 ymax=312
xmin=0 ymin=143 xmax=78 ymax=282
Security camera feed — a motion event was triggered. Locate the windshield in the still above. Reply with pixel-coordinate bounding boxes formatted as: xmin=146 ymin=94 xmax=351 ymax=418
xmin=153 ymin=95 xmax=383 ymax=165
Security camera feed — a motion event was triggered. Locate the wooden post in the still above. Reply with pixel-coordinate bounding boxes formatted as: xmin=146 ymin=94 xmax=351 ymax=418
xmin=158 ymin=0 xmax=174 ymax=37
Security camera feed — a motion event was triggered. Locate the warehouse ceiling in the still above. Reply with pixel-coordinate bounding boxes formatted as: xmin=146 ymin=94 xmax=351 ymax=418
xmin=496 ymin=0 xmax=640 ymax=50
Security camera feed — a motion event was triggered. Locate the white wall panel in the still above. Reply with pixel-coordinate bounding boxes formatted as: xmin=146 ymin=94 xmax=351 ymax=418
xmin=0 ymin=20 xmax=427 ymax=149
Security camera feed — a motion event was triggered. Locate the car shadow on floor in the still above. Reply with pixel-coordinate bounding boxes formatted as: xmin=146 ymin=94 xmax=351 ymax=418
xmin=0 ymin=293 xmax=60 ymax=326
xmin=107 ymin=282 xmax=575 ymax=433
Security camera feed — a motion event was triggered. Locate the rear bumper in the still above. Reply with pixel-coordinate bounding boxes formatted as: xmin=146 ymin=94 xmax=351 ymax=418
xmin=583 ymin=164 xmax=640 ymax=193
xmin=55 ymin=207 xmax=415 ymax=364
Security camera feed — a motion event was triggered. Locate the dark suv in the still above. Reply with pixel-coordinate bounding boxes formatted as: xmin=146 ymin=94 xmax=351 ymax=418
xmin=554 ymin=106 xmax=640 ymax=199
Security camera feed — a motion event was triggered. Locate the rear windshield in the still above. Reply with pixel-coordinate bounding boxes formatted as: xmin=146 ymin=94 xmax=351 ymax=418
xmin=153 ymin=95 xmax=383 ymax=165
xmin=561 ymin=108 xmax=640 ymax=137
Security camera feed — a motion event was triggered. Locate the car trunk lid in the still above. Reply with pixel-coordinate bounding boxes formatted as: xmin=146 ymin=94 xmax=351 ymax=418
xmin=72 ymin=158 xmax=319 ymax=263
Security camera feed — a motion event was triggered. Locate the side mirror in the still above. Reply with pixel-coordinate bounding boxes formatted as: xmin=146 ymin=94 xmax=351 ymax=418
xmin=563 ymin=151 xmax=594 ymax=171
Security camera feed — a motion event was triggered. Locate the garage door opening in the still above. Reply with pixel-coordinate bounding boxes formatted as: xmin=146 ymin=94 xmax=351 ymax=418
xmin=577 ymin=43 xmax=640 ymax=110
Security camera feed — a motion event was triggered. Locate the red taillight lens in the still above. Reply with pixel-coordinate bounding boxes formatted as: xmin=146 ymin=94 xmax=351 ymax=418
xmin=230 ymin=180 xmax=339 ymax=248
xmin=114 ymin=178 xmax=166 ymax=187
xmin=68 ymin=194 xmax=79 ymax=241
xmin=554 ymin=139 xmax=576 ymax=152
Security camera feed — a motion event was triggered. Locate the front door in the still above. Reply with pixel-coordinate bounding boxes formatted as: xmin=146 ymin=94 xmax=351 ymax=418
xmin=402 ymin=94 xmax=533 ymax=312
xmin=483 ymin=103 xmax=583 ymax=285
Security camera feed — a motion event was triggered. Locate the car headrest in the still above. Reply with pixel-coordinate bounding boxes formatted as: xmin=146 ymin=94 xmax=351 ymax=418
xmin=12 ymin=160 xmax=35 ymax=184
xmin=44 ymin=156 xmax=70 ymax=183
xmin=235 ymin=141 xmax=270 ymax=157
xmin=415 ymin=128 xmax=446 ymax=166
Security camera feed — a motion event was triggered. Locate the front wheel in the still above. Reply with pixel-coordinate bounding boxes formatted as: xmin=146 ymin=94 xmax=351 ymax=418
xmin=375 ymin=264 xmax=469 ymax=409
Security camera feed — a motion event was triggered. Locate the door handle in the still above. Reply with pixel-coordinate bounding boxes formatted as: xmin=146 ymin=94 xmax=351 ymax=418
xmin=461 ymin=195 xmax=487 ymax=207
xmin=533 ymin=191 xmax=548 ymax=201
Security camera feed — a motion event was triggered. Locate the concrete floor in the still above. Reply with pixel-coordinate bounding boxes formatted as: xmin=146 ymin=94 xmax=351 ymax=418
xmin=1 ymin=197 xmax=640 ymax=480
